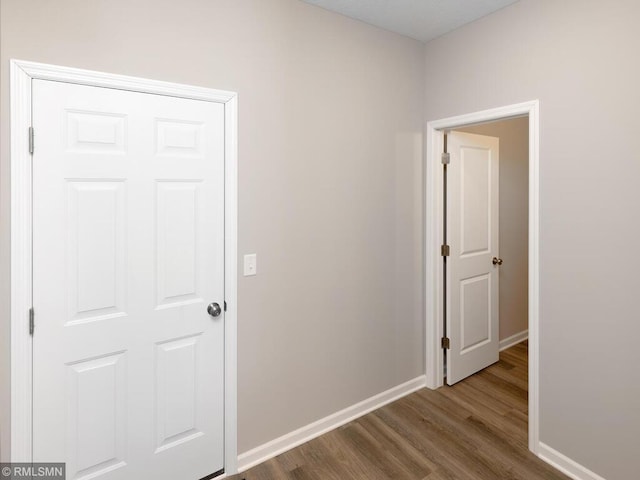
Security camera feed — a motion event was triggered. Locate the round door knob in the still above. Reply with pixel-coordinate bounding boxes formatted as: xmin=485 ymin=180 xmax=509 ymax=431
xmin=207 ymin=302 xmax=222 ymax=317
xmin=492 ymin=257 xmax=503 ymax=266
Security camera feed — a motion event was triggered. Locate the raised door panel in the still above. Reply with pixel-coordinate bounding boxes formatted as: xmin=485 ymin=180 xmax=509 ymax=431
xmin=66 ymin=352 xmax=127 ymax=479
xmin=156 ymin=119 xmax=204 ymax=158
xmin=460 ymin=274 xmax=491 ymax=353
xmin=155 ymin=181 xmax=203 ymax=309
xmin=460 ymin=146 xmax=492 ymax=257
xmin=66 ymin=181 xmax=127 ymax=325
xmin=67 ymin=110 xmax=127 ymax=154
xmin=155 ymin=335 xmax=203 ymax=452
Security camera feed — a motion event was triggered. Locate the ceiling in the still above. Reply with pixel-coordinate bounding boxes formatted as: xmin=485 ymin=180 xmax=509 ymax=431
xmin=301 ymin=0 xmax=520 ymax=43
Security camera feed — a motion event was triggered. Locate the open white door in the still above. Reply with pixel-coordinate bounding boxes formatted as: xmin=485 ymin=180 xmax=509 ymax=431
xmin=446 ymin=131 xmax=500 ymax=385
xmin=32 ymin=79 xmax=226 ymax=479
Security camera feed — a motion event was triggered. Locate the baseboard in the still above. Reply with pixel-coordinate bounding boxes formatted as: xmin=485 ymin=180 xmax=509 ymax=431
xmin=538 ymin=442 xmax=607 ymax=480
xmin=499 ymin=329 xmax=528 ymax=351
xmin=237 ymin=375 xmax=427 ymax=472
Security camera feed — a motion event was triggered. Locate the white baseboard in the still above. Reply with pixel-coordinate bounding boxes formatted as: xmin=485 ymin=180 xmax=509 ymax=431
xmin=237 ymin=375 xmax=427 ymax=472
xmin=499 ymin=329 xmax=528 ymax=351
xmin=538 ymin=442 xmax=607 ymax=480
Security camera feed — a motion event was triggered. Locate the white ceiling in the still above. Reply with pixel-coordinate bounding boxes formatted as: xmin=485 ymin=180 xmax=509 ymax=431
xmin=301 ymin=0 xmax=520 ymax=43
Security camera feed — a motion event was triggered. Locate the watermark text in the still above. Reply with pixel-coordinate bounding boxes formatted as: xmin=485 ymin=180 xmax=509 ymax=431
xmin=0 ymin=463 xmax=65 ymax=479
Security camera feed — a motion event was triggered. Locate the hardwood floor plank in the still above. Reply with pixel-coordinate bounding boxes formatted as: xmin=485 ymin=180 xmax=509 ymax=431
xmin=355 ymin=414 xmax=434 ymax=477
xmin=374 ymin=403 xmax=493 ymax=480
xmin=466 ymin=370 xmax=528 ymax=411
xmin=314 ymin=429 xmax=390 ymax=479
xmin=437 ymin=386 xmax=528 ymax=447
xmin=231 ymin=342 xmax=569 ymax=480
xmin=337 ymin=422 xmax=419 ymax=479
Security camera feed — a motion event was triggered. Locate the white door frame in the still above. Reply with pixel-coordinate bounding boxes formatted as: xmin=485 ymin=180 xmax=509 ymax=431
xmin=9 ymin=59 xmax=239 ymax=474
xmin=424 ymin=100 xmax=540 ymax=453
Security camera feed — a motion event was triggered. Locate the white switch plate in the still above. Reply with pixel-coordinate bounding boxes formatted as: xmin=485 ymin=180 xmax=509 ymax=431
xmin=244 ymin=254 xmax=257 ymax=276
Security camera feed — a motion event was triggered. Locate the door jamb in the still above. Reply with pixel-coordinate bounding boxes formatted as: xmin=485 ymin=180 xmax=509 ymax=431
xmin=424 ymin=100 xmax=540 ymax=454
xmin=9 ymin=59 xmax=239 ymax=474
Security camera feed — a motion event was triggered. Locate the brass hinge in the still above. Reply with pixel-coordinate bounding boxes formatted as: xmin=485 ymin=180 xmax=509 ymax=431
xmin=29 ymin=307 xmax=35 ymax=335
xmin=224 ymin=301 xmax=227 ymax=312
xmin=441 ymin=337 xmax=450 ymax=349
xmin=441 ymin=244 xmax=450 ymax=257
xmin=441 ymin=152 xmax=450 ymax=165
xmin=28 ymin=127 xmax=34 ymax=154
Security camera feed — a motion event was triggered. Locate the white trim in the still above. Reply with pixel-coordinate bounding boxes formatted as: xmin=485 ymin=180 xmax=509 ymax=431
xmin=9 ymin=58 xmax=34 ymax=464
xmin=425 ymin=128 xmax=445 ymax=390
xmin=538 ymin=443 xmax=608 ymax=480
xmin=9 ymin=60 xmax=239 ymax=474
xmin=237 ymin=376 xmax=427 ymax=472
xmin=223 ymin=94 xmax=239 ymax=474
xmin=499 ymin=330 xmax=529 ymax=352
xmin=424 ymin=100 xmax=541 ymax=455
xmin=10 ymin=60 xmax=236 ymax=103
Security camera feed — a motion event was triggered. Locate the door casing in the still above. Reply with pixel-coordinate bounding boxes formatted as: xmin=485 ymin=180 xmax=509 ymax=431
xmin=9 ymin=59 xmax=239 ymax=474
xmin=424 ymin=100 xmax=540 ymax=454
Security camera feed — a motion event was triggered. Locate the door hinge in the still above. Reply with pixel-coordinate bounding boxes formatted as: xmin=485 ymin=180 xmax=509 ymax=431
xmin=28 ymin=127 xmax=34 ymax=154
xmin=441 ymin=337 xmax=450 ymax=349
xmin=441 ymin=244 xmax=450 ymax=257
xmin=441 ymin=152 xmax=450 ymax=165
xmin=29 ymin=307 xmax=35 ymax=335
xmin=224 ymin=301 xmax=227 ymax=312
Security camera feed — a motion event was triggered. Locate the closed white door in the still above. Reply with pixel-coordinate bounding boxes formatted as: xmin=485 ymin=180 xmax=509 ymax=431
xmin=446 ymin=131 xmax=500 ymax=385
xmin=32 ymin=79 xmax=225 ymax=479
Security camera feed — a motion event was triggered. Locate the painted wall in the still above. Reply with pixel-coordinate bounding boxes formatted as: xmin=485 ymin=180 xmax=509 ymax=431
xmin=458 ymin=117 xmax=529 ymax=342
xmin=424 ymin=1 xmax=640 ymax=478
xmin=0 ymin=0 xmax=425 ymax=457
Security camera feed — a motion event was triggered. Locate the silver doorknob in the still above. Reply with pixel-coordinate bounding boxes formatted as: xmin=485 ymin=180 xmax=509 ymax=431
xmin=492 ymin=257 xmax=503 ymax=266
xmin=207 ymin=302 xmax=222 ymax=317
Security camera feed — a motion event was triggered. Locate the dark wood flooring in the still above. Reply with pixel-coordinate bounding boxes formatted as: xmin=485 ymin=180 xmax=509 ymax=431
xmin=231 ymin=342 xmax=568 ymax=480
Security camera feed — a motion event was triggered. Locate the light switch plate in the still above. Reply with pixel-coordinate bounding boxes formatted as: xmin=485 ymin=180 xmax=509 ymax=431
xmin=244 ymin=254 xmax=257 ymax=276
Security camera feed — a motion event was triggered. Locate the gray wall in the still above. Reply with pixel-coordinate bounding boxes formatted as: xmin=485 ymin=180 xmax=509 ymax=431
xmin=424 ymin=1 xmax=640 ymax=478
xmin=0 ymin=0 xmax=425 ymax=456
xmin=458 ymin=117 xmax=529 ymax=342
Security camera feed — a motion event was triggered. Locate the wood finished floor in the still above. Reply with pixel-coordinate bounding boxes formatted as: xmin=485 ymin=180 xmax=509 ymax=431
xmin=231 ymin=342 xmax=569 ymax=480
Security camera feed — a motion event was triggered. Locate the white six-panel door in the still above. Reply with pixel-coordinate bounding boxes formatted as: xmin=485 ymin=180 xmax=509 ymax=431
xmin=446 ymin=131 xmax=500 ymax=385
xmin=32 ymin=79 xmax=225 ymax=479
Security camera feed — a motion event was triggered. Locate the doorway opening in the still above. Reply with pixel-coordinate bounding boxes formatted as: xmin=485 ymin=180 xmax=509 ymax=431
xmin=424 ymin=101 xmax=540 ymax=454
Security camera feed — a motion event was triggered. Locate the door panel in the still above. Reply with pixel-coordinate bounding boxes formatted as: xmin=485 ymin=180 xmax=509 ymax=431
xmin=156 ymin=181 xmax=203 ymax=306
xmin=155 ymin=335 xmax=202 ymax=452
xmin=460 ymin=274 xmax=491 ymax=352
xmin=447 ymin=131 xmax=499 ymax=385
xmin=460 ymin=147 xmax=491 ymax=255
xmin=32 ymin=79 xmax=225 ymax=479
xmin=67 ymin=351 xmax=127 ymax=478
xmin=67 ymin=180 xmax=127 ymax=324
